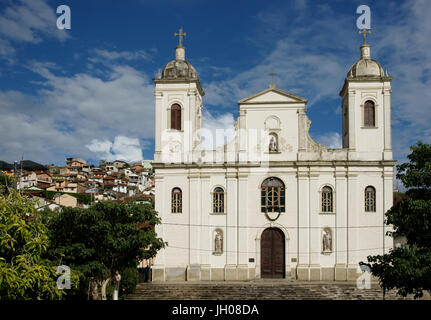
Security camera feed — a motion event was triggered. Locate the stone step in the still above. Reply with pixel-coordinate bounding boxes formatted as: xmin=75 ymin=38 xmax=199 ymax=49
xmin=126 ymin=281 xmax=412 ymax=300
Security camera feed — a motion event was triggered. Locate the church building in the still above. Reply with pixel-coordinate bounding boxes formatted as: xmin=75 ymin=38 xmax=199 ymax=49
xmin=151 ymin=29 xmax=395 ymax=281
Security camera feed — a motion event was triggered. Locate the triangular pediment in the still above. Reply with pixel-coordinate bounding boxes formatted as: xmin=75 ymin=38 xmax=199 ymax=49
xmin=238 ymin=87 xmax=307 ymax=104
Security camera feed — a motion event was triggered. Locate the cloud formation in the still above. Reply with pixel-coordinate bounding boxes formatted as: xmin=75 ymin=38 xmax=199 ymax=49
xmin=201 ymin=109 xmax=236 ymax=150
xmin=86 ymin=136 xmax=143 ymax=163
xmin=0 ymin=0 xmax=69 ymax=62
xmin=315 ymin=132 xmax=342 ymax=149
xmin=0 ymin=57 xmax=154 ymax=165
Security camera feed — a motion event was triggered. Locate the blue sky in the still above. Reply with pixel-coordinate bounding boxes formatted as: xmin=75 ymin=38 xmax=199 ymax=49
xmin=0 ymin=0 xmax=430 ymax=168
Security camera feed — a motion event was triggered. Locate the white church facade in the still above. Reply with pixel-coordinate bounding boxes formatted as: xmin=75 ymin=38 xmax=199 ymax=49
xmin=151 ymin=31 xmax=395 ymax=281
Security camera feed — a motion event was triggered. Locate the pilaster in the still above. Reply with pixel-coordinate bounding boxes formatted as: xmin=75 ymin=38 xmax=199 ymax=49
xmin=200 ymin=175 xmax=211 ymax=266
xmin=297 ymin=167 xmax=310 ymax=280
xmin=347 ymin=171 xmax=359 ymax=280
xmin=188 ymin=171 xmax=200 ymax=265
xmin=383 ymin=88 xmax=392 ymax=160
xmin=383 ymin=168 xmax=394 ymax=254
xmin=348 ymin=89 xmax=356 ymax=151
xmin=153 ymin=174 xmax=165 ymax=281
xmin=335 ymin=168 xmax=348 ymax=280
xmin=226 ymin=171 xmax=238 ymax=265
xmin=309 ymin=172 xmax=320 ymax=278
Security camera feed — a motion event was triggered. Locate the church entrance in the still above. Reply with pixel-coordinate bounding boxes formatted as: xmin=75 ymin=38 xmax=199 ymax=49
xmin=260 ymin=228 xmax=285 ymax=278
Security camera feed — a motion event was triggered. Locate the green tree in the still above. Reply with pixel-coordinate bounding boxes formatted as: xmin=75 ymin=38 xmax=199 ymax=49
xmin=44 ymin=201 xmax=165 ymax=300
xmin=361 ymin=141 xmax=431 ymax=298
xmin=0 ymin=188 xmax=64 ymax=300
xmin=0 ymin=174 xmax=13 ymax=195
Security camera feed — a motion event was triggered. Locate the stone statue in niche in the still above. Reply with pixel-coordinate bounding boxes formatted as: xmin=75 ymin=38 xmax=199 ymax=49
xmin=214 ymin=231 xmax=223 ymax=254
xmin=269 ymin=135 xmax=278 ymax=152
xmin=323 ymin=230 xmax=332 ymax=252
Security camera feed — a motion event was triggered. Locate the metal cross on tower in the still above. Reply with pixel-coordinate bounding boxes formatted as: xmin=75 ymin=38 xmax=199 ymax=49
xmin=359 ymin=28 xmax=371 ymax=44
xmin=174 ymin=27 xmax=186 ymax=47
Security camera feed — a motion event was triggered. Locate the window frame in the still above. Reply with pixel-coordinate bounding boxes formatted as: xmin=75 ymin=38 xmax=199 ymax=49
xmin=260 ymin=177 xmax=286 ymax=213
xmin=365 ymin=186 xmax=376 ymax=212
xmin=211 ymin=187 xmax=225 ymax=214
xmin=320 ymin=185 xmax=335 ymax=214
xmin=171 ymin=187 xmax=182 ymax=214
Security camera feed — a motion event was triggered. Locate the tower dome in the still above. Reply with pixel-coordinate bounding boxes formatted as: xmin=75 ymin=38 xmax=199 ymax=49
xmin=347 ymin=43 xmax=385 ymax=78
xmin=161 ymin=46 xmax=198 ymax=80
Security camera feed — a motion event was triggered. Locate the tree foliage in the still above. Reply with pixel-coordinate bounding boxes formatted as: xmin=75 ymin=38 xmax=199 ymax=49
xmin=361 ymin=141 xmax=431 ymax=298
xmin=43 ymin=201 xmax=165 ymax=299
xmin=0 ymin=189 xmax=64 ymax=300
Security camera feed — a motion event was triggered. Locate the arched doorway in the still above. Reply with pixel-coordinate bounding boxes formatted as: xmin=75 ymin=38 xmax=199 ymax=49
xmin=260 ymin=228 xmax=285 ymax=278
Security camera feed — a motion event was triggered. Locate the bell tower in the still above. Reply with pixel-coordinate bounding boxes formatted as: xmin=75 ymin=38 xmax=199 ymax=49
xmin=153 ymin=28 xmax=205 ymax=164
xmin=339 ymin=32 xmax=393 ymax=161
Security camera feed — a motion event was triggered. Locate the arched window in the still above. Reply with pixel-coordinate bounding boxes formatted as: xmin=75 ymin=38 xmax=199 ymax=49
xmin=171 ymin=187 xmax=182 ymax=213
xmin=170 ymin=104 xmax=181 ymax=130
xmin=212 ymin=187 xmax=225 ymax=214
xmin=321 ymin=186 xmax=333 ymax=213
xmin=365 ymin=186 xmax=376 ymax=212
xmin=364 ymin=100 xmax=375 ymax=127
xmin=261 ymin=177 xmax=285 ymax=213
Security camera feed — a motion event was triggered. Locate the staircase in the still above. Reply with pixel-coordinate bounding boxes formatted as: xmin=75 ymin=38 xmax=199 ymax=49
xmin=126 ymin=280 xmax=414 ymax=300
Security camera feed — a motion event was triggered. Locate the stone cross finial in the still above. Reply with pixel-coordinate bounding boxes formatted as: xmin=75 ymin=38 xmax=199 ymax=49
xmin=174 ymin=27 xmax=186 ymax=47
xmin=359 ymin=28 xmax=371 ymax=44
xmin=269 ymin=72 xmax=276 ymax=88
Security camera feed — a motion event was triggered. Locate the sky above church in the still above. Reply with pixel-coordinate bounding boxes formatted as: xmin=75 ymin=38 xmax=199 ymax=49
xmin=0 ymin=0 xmax=430 ymax=168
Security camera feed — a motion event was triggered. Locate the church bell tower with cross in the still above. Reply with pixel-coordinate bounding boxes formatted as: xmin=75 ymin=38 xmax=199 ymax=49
xmin=153 ymin=28 xmax=205 ymax=164
xmin=339 ymin=29 xmax=393 ymax=161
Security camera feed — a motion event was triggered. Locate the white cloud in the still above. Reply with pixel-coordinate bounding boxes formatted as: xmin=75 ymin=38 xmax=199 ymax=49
xmin=315 ymin=132 xmax=342 ymax=149
xmin=0 ymin=61 xmax=154 ymax=165
xmin=201 ymin=109 xmax=236 ymax=150
xmin=89 ymin=49 xmax=153 ymax=64
xmin=86 ymin=136 xmax=143 ymax=163
xmin=372 ymin=0 xmax=431 ymax=159
xmin=0 ymin=0 xmax=68 ymax=42
xmin=0 ymin=0 xmax=69 ymax=62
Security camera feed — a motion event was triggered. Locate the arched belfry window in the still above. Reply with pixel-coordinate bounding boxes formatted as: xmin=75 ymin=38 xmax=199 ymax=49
xmin=261 ymin=177 xmax=285 ymax=213
xmin=365 ymin=186 xmax=376 ymax=212
xmin=171 ymin=187 xmax=182 ymax=213
xmin=321 ymin=186 xmax=334 ymax=213
xmin=364 ymin=100 xmax=375 ymax=127
xmin=170 ymin=104 xmax=181 ymax=130
xmin=212 ymin=187 xmax=225 ymax=214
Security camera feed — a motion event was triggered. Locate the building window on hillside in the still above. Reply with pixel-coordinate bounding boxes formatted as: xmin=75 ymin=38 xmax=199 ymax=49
xmin=364 ymin=100 xmax=375 ymax=127
xmin=212 ymin=187 xmax=225 ymax=214
xmin=261 ymin=177 xmax=285 ymax=213
xmin=365 ymin=186 xmax=376 ymax=212
xmin=321 ymin=186 xmax=334 ymax=213
xmin=170 ymin=104 xmax=182 ymax=130
xmin=171 ymin=187 xmax=182 ymax=213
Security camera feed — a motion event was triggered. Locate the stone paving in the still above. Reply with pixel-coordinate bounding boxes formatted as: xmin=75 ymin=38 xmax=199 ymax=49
xmin=126 ymin=280 xmax=418 ymax=300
